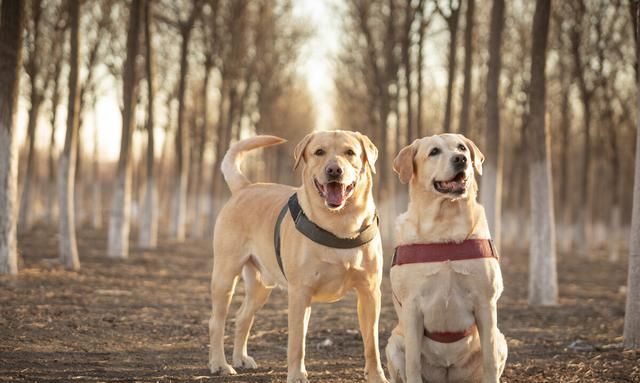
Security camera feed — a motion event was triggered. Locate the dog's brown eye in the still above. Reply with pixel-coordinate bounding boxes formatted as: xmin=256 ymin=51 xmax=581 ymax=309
xmin=458 ymin=144 xmax=467 ymax=151
xmin=314 ymin=148 xmax=325 ymax=156
xmin=345 ymin=149 xmax=356 ymax=156
xmin=429 ymin=148 xmax=440 ymax=156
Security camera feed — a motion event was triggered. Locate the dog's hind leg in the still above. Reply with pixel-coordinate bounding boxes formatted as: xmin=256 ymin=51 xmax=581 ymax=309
xmin=208 ymin=241 xmax=244 ymax=375
xmin=233 ymin=259 xmax=273 ymax=369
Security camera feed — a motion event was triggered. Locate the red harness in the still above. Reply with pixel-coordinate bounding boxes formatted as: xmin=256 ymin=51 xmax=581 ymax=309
xmin=392 ymin=239 xmax=498 ymax=343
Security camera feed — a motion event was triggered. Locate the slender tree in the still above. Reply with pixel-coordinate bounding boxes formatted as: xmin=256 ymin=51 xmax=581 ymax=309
xmin=107 ymin=0 xmax=142 ymax=258
xmin=526 ymin=0 xmax=557 ymax=306
xmin=18 ymin=0 xmax=46 ymax=230
xmin=167 ymin=0 xmax=201 ymax=241
xmin=91 ymin=110 xmax=102 ymax=229
xmin=139 ymin=0 xmax=158 ymax=248
xmin=458 ymin=0 xmax=474 ymax=135
xmin=58 ymin=0 xmax=82 ymax=270
xmin=0 ymin=0 xmax=25 ymax=275
xmin=569 ymin=0 xmax=594 ymax=256
xmin=46 ymin=20 xmax=66 ymax=226
xmin=480 ymin=0 xmax=505 ymax=252
xmin=623 ymin=0 xmax=640 ymax=350
xmin=436 ymin=0 xmax=461 ymax=133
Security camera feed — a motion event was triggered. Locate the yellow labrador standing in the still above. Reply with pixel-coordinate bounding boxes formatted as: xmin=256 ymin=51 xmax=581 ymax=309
xmin=385 ymin=134 xmax=507 ymax=383
xmin=208 ymin=132 xmax=388 ymax=383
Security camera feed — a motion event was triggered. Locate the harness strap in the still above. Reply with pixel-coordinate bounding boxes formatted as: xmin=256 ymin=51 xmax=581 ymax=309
xmin=274 ymin=202 xmax=290 ymax=279
xmin=425 ymin=324 xmax=477 ymax=343
xmin=273 ymin=193 xmax=379 ymax=279
xmin=392 ymin=239 xmax=498 ymax=266
xmin=391 ymin=239 xmax=496 ymax=344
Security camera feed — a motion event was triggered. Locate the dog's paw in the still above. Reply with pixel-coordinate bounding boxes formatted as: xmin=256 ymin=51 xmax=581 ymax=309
xmin=233 ymin=355 xmax=258 ymax=369
xmin=208 ymin=360 xmax=237 ymax=376
xmin=287 ymin=371 xmax=309 ymax=383
xmin=366 ymin=369 xmax=390 ymax=383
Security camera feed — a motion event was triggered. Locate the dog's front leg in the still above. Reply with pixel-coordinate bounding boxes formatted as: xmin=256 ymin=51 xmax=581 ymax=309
xmin=287 ymin=288 xmax=312 ymax=383
xmin=475 ymin=302 xmax=500 ymax=383
xmin=355 ymin=283 xmax=388 ymax=383
xmin=402 ymin=303 xmax=423 ymax=383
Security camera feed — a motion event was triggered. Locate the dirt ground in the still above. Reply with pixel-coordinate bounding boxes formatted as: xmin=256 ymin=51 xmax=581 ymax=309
xmin=1 ymin=225 xmax=639 ymax=382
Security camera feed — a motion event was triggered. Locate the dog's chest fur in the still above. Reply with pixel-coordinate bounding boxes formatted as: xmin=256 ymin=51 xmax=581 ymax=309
xmin=300 ymin=240 xmax=380 ymax=302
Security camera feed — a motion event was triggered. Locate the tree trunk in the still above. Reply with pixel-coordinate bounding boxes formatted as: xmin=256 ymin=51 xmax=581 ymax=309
xmin=417 ymin=15 xmax=426 ymax=137
xmin=0 ymin=0 xmax=25 ymax=275
xmin=479 ymin=0 xmax=504 ymax=253
xmin=18 ymin=0 xmax=44 ymax=231
xmin=190 ymin=65 xmax=211 ymax=239
xmin=58 ymin=0 xmax=81 ymax=270
xmin=91 ymin=110 xmax=102 ymax=230
xmin=402 ymin=2 xmax=414 ymax=144
xmin=458 ymin=0 xmax=474 ymax=136
xmin=558 ymin=67 xmax=572 ymax=252
xmin=170 ymin=22 xmax=195 ymax=241
xmin=107 ymin=0 xmax=142 ymax=258
xmin=46 ymin=56 xmax=63 ymax=226
xmin=207 ymin=81 xmax=228 ymax=235
xmin=623 ymin=4 xmax=640 ymax=349
xmin=569 ymin=2 xmax=593 ymax=257
xmin=139 ymin=0 xmax=158 ymax=248
xmin=18 ymin=93 xmax=42 ymax=230
xmin=526 ymin=0 xmax=557 ymax=306
xmin=442 ymin=4 xmax=460 ymax=133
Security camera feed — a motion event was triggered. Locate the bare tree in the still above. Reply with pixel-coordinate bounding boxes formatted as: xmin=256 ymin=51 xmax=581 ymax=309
xmin=568 ymin=0 xmax=595 ymax=256
xmin=139 ymin=0 xmax=158 ymax=248
xmin=526 ymin=0 xmax=557 ymax=306
xmin=458 ymin=0 xmax=474 ymax=135
xmin=158 ymin=0 xmax=201 ymax=241
xmin=107 ymin=0 xmax=143 ymax=258
xmin=623 ymin=0 xmax=640 ymax=350
xmin=58 ymin=0 xmax=82 ymax=270
xmin=416 ymin=4 xmax=434 ymax=137
xmin=436 ymin=0 xmax=461 ymax=133
xmin=0 ymin=0 xmax=25 ymax=275
xmin=41 ymin=6 xmax=68 ymax=227
xmin=18 ymin=0 xmax=47 ymax=230
xmin=479 ymin=0 xmax=505 ymax=252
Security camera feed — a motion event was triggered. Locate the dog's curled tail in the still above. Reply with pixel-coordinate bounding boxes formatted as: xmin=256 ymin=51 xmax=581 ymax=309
xmin=221 ymin=135 xmax=287 ymax=193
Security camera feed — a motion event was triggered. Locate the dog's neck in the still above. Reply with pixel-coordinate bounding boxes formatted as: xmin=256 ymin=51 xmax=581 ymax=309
xmin=395 ymin=180 xmax=490 ymax=246
xmin=298 ymin=170 xmax=376 ymax=239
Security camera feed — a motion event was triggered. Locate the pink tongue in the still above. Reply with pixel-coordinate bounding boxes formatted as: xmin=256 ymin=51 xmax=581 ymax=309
xmin=325 ymin=183 xmax=346 ymax=206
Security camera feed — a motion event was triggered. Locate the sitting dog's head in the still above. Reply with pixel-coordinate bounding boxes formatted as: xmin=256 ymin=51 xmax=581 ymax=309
xmin=294 ymin=131 xmax=378 ymax=211
xmin=393 ymin=134 xmax=484 ymax=200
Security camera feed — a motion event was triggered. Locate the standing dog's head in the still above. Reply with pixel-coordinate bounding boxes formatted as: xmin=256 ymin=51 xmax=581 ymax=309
xmin=294 ymin=130 xmax=378 ymax=211
xmin=393 ymin=133 xmax=484 ymax=200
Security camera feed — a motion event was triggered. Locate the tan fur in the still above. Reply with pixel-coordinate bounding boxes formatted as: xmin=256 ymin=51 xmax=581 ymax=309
xmin=386 ymin=134 xmax=507 ymax=383
xmin=208 ymin=132 xmax=388 ymax=383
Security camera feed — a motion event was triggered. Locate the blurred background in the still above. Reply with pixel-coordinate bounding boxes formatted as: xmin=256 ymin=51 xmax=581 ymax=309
xmin=9 ymin=0 xmax=638 ymax=259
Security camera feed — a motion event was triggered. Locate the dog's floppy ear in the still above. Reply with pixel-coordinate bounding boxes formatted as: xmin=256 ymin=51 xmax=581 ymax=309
xmin=293 ymin=132 xmax=314 ymax=169
xmin=352 ymin=131 xmax=378 ymax=174
xmin=458 ymin=134 xmax=485 ymax=176
xmin=393 ymin=140 xmax=418 ymax=184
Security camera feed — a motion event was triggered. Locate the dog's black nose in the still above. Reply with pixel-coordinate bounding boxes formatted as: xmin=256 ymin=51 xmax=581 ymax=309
xmin=325 ymin=164 xmax=343 ymax=179
xmin=452 ymin=155 xmax=467 ymax=170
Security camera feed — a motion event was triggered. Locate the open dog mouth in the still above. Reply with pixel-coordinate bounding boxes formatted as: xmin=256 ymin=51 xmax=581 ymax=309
xmin=314 ymin=177 xmax=356 ymax=209
xmin=433 ymin=171 xmax=468 ymax=195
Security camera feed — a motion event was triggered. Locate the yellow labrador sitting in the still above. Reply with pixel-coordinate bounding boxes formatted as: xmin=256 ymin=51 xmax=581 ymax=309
xmin=208 ymin=132 xmax=388 ymax=383
xmin=385 ymin=134 xmax=507 ymax=383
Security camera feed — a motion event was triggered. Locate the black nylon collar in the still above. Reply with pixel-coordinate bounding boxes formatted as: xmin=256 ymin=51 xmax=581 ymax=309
xmin=273 ymin=193 xmax=379 ymax=279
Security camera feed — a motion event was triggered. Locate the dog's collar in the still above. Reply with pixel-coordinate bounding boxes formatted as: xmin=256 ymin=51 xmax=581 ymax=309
xmin=391 ymin=239 xmax=498 ymax=267
xmin=274 ymin=193 xmax=379 ymax=279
